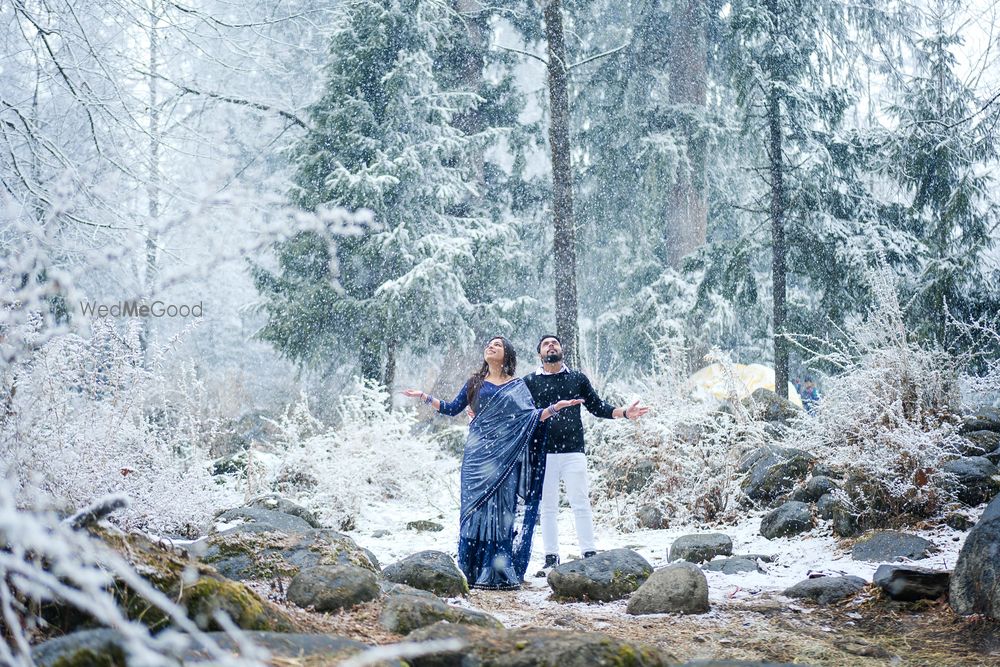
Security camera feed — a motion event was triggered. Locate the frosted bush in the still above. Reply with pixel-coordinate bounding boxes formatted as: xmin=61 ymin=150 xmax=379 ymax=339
xmin=0 ymin=488 xmax=266 ymax=667
xmin=782 ymin=267 xmax=996 ymax=526
xmin=266 ymin=380 xmax=458 ymax=531
xmin=588 ymin=346 xmax=768 ymax=529
xmin=1 ymin=319 xmax=239 ymax=535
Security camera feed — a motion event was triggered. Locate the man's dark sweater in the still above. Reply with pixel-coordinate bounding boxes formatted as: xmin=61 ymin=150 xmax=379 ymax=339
xmin=523 ymin=368 xmax=616 ymax=454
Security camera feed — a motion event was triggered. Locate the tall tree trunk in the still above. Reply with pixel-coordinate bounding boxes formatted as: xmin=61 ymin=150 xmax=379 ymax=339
xmin=543 ymin=0 xmax=580 ymax=368
xmin=768 ymin=85 xmax=788 ymax=399
xmin=663 ymin=0 xmax=708 ymax=268
xmin=359 ymin=331 xmax=382 ymax=383
xmin=142 ymin=0 xmax=161 ymax=365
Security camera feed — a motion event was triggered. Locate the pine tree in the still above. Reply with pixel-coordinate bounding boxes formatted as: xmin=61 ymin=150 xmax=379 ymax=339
xmin=252 ymin=0 xmax=497 ymax=386
xmin=885 ymin=0 xmax=999 ymax=344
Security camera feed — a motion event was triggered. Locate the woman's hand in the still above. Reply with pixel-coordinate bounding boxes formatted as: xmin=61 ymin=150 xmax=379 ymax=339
xmin=402 ymin=389 xmax=425 ymax=400
xmin=554 ymin=399 xmax=584 ymax=411
xmin=541 ymin=398 xmax=583 ymax=421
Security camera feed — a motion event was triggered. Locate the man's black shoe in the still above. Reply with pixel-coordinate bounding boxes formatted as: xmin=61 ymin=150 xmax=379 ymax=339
xmin=534 ymin=554 xmax=560 ymax=578
xmin=583 ymin=550 xmax=597 ymax=558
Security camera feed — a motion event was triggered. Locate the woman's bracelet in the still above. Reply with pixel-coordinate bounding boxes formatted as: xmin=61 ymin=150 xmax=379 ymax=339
xmin=423 ymin=393 xmax=434 ymax=405
xmin=547 ymin=403 xmax=561 ymax=414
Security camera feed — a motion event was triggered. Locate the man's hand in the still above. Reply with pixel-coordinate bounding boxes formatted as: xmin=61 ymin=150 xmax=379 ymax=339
xmin=623 ymin=400 xmax=650 ymax=420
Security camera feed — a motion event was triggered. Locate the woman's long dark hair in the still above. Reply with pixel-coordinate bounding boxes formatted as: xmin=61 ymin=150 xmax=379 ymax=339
xmin=466 ymin=336 xmax=517 ymax=407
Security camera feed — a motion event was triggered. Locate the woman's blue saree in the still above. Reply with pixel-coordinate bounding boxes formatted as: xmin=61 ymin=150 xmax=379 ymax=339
xmin=457 ymin=379 xmax=546 ymax=590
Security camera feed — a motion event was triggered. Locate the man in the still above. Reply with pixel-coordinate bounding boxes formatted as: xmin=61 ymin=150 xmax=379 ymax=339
xmin=523 ymin=335 xmax=649 ymax=570
xmin=801 ymin=377 xmax=820 ymax=414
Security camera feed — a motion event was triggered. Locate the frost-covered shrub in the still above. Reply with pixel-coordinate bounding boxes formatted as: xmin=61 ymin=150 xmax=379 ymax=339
xmin=588 ymin=348 xmax=767 ymax=529
xmin=1 ymin=319 xmax=239 ymax=535
xmin=783 ymin=268 xmax=991 ymax=527
xmin=0 ymin=489 xmax=266 ymax=667
xmin=265 ymin=380 xmax=458 ymax=531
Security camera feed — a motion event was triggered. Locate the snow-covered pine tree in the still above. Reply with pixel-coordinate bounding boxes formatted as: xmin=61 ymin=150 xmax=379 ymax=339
xmin=722 ymin=0 xmax=910 ymax=393
xmin=883 ymin=0 xmax=999 ymax=345
xmin=252 ymin=0 xmax=522 ymax=386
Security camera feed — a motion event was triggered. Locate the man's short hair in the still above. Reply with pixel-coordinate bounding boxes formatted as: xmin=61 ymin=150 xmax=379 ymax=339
xmin=537 ymin=334 xmax=560 ymax=352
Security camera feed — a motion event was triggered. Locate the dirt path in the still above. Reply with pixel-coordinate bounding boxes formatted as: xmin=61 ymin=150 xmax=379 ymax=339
xmin=463 ymin=580 xmax=1000 ymax=666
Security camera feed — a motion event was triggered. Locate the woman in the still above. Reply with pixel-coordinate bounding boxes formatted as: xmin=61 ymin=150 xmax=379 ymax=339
xmin=404 ymin=337 xmax=582 ymax=590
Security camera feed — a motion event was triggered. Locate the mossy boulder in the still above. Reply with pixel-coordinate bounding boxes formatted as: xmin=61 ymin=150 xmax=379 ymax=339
xmin=196 ymin=527 xmax=378 ymax=581
xmin=379 ymin=593 xmax=503 ymax=635
xmin=382 ymin=550 xmax=469 ymax=597
xmin=89 ymin=526 xmax=295 ymax=633
xmin=286 ymin=564 xmax=381 ymax=612
xmin=31 ymin=629 xmax=128 ymax=667
xmin=405 ymin=621 xmax=674 ymax=666
xmin=244 ymin=494 xmax=323 ymax=528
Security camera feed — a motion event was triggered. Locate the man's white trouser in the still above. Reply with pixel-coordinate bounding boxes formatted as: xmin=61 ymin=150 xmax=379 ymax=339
xmin=540 ymin=452 xmax=596 ymax=556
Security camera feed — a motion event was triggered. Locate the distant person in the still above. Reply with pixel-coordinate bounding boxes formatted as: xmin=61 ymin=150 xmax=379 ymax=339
xmin=402 ymin=336 xmax=581 ymax=590
xmin=522 ymin=335 xmax=650 ymax=572
xmin=800 ymin=377 xmax=820 ymax=414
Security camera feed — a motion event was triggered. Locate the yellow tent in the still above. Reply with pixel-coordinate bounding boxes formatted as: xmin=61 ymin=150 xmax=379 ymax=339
xmin=687 ymin=363 xmax=803 ymax=408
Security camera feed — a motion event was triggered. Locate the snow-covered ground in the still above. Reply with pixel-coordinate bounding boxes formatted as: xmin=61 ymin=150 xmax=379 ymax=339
xmin=352 ymin=491 xmax=975 ymax=621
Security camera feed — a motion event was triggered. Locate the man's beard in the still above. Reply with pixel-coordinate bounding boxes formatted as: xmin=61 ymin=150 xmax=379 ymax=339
xmin=543 ymin=353 xmax=563 ymax=364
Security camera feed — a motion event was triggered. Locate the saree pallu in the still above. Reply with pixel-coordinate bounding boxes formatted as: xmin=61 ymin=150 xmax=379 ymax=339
xmin=457 ymin=379 xmax=546 ymax=590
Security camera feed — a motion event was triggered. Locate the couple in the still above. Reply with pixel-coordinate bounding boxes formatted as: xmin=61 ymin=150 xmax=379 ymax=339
xmin=404 ymin=335 xmax=649 ymax=591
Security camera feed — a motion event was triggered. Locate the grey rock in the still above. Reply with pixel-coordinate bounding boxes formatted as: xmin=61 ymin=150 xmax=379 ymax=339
xmin=760 ymin=501 xmax=813 ymax=539
xmin=741 ymin=446 xmax=815 ymax=503
xmin=548 ymin=548 xmax=652 ymax=602
xmin=383 ymin=550 xmax=468 ymax=597
xmin=245 ymin=494 xmax=323 ymax=528
xmin=32 ymin=629 xmax=377 ymax=667
xmin=873 ymin=564 xmax=950 ymax=601
xmin=941 ymin=456 xmax=1000 ymax=506
xmin=957 ymin=430 xmax=1000 ymax=456
xmin=198 ymin=528 xmax=378 ymax=580
xmin=950 ymin=497 xmax=1000 ymax=619
xmin=981 ymin=491 xmax=1000 ymax=523
xmin=406 ymin=622 xmax=674 ymax=666
xmin=851 ymin=531 xmax=934 ymax=562
xmin=734 ymin=553 xmax=776 ymax=563
xmin=32 ymin=629 xmax=128 ymax=667
xmin=679 ymin=663 xmax=808 ymax=667
xmin=703 ymin=557 xmax=763 ymax=574
xmin=406 ymin=520 xmax=444 ymax=532
xmin=637 ymin=503 xmax=670 ymax=529
xmin=783 ymin=575 xmax=867 ymax=604
xmin=379 ymin=593 xmax=502 ymax=635
xmin=668 ymin=533 xmax=733 ymax=563
xmin=816 ymin=493 xmax=837 ymax=520
xmin=960 ymin=409 xmax=1000 ymax=434
xmin=831 ymin=501 xmax=861 ymax=537
xmin=944 ymin=513 xmax=972 ymax=531
xmin=791 ymin=476 xmax=838 ymax=503
xmin=379 ymin=581 xmax=439 ymax=600
xmin=286 ymin=564 xmax=380 ymax=612
xmin=812 ymin=463 xmax=843 ymax=479
xmin=213 ymin=507 xmax=313 ymax=534
xmin=627 ymin=562 xmax=710 ymax=615
xmin=741 ymin=388 xmax=804 ymax=424
xmin=185 ymin=632 xmax=375 ymax=663
xmin=613 ymin=458 xmax=658 ymax=494
xmin=372 ymin=529 xmax=391 ymax=538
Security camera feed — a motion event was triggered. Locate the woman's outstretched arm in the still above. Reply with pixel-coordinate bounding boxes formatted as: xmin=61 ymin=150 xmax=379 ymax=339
xmin=539 ymin=398 xmax=584 ymax=421
xmin=402 ymin=381 xmax=469 ymax=416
